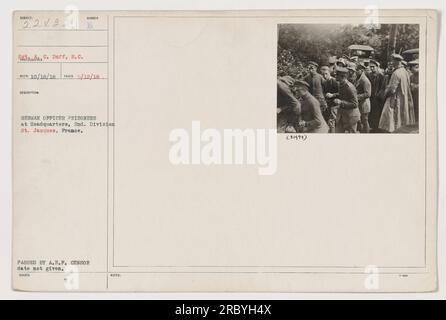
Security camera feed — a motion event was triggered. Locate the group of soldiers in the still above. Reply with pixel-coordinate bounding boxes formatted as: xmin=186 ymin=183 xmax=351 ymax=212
xmin=277 ymin=53 xmax=419 ymax=133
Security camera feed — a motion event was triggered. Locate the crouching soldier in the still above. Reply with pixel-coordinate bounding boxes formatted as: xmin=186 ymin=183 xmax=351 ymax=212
xmin=294 ymin=80 xmax=329 ymax=133
xmin=277 ymin=77 xmax=301 ymax=133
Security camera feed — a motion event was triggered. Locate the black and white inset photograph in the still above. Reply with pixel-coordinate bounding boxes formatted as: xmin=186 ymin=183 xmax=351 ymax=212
xmin=277 ymin=24 xmax=420 ymax=134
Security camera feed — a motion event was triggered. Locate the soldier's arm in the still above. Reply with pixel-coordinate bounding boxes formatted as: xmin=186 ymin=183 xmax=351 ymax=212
xmin=340 ymin=87 xmax=358 ymax=109
xmin=385 ymin=72 xmax=400 ymax=97
xmin=357 ymin=79 xmax=371 ymax=102
xmin=303 ymin=101 xmax=323 ymax=131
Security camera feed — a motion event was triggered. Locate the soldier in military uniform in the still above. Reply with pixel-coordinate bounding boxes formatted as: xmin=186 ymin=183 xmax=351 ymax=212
xmin=409 ymin=59 xmax=419 ymax=122
xmin=320 ymin=65 xmax=339 ymax=133
xmin=355 ymin=62 xmax=372 ymax=133
xmin=331 ymin=67 xmax=360 ymax=133
xmin=304 ymin=61 xmax=328 ymax=114
xmin=379 ymin=53 xmax=415 ymax=132
xmin=368 ymin=59 xmax=387 ymax=132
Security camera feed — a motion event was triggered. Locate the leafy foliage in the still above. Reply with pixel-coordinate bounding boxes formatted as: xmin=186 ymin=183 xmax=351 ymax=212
xmin=278 ymin=24 xmax=420 ymax=75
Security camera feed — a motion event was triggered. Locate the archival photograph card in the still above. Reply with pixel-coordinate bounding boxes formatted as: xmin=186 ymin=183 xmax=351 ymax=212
xmin=12 ymin=9 xmax=438 ymax=292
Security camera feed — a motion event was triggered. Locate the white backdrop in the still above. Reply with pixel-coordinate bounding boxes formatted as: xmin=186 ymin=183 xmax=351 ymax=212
xmin=1 ymin=0 xmax=444 ymax=300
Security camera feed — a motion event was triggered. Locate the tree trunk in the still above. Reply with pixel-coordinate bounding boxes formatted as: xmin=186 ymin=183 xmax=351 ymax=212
xmin=387 ymin=24 xmax=399 ymax=63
